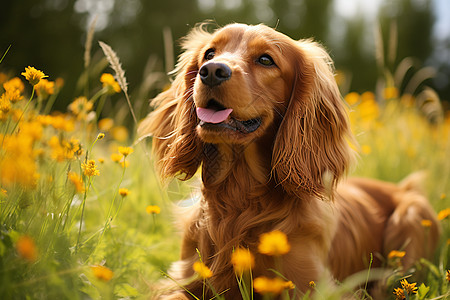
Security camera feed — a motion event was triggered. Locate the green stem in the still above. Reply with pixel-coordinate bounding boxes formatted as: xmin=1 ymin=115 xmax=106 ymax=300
xmin=75 ymin=178 xmax=90 ymax=253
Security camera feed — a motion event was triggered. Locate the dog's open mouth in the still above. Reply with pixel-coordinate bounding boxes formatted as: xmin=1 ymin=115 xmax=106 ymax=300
xmin=196 ymin=105 xmax=262 ymax=134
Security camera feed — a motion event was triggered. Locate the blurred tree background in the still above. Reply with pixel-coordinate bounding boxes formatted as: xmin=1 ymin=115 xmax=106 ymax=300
xmin=1 ymin=0 xmax=449 ymax=117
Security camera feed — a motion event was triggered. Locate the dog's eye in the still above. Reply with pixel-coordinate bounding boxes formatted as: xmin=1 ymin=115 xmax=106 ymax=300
xmin=204 ymin=49 xmax=215 ymax=60
xmin=258 ymin=54 xmax=275 ymax=66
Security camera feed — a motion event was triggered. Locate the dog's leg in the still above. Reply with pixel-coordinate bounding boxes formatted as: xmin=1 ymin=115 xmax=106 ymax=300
xmin=383 ymin=174 xmax=440 ymax=268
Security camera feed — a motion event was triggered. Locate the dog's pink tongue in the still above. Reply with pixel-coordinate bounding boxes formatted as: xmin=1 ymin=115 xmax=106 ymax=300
xmin=196 ymin=107 xmax=233 ymax=124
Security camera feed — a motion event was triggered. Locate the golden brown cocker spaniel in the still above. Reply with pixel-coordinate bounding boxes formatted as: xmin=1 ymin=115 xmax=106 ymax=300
xmin=138 ymin=23 xmax=440 ymax=299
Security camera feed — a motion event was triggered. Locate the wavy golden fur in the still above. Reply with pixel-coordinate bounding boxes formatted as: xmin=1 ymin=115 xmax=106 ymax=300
xmin=138 ymin=23 xmax=440 ymax=299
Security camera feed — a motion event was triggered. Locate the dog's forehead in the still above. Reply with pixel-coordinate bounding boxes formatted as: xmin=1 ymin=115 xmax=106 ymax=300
xmin=211 ymin=24 xmax=286 ymax=52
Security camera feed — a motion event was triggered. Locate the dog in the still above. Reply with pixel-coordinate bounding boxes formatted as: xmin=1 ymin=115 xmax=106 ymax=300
xmin=138 ymin=23 xmax=440 ymax=299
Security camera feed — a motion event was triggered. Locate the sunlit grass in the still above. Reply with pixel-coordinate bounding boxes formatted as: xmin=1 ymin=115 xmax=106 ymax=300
xmin=0 ymin=37 xmax=449 ymax=300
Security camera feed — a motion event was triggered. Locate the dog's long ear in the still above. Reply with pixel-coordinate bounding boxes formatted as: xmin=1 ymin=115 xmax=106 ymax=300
xmin=272 ymin=40 xmax=356 ymax=198
xmin=138 ymin=26 xmax=212 ymax=180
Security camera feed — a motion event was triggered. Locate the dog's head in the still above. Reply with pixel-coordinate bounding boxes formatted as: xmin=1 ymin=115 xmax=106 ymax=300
xmin=139 ymin=23 xmax=355 ymax=197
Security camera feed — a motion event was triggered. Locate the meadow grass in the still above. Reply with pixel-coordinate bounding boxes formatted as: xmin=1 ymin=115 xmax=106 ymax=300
xmin=0 ymin=40 xmax=449 ymax=300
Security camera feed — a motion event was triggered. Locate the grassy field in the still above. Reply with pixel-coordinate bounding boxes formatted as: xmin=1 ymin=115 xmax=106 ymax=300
xmin=0 ymin=40 xmax=449 ymax=300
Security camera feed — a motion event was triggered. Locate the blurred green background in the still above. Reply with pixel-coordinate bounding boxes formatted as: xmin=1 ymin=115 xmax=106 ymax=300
xmin=1 ymin=0 xmax=449 ymax=114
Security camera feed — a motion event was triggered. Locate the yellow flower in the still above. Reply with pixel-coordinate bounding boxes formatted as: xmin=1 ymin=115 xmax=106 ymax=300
xmin=388 ymin=250 xmax=406 ymax=259
xmin=446 ymin=270 xmax=450 ymax=282
xmin=193 ymin=261 xmax=213 ymax=279
xmin=16 ymin=235 xmax=38 ymax=262
xmin=111 ymin=153 xmax=123 ymax=163
xmin=437 ymin=208 xmax=450 ymax=220
xmin=68 ymin=172 xmax=84 ymax=193
xmin=146 ymin=205 xmax=161 ymax=215
xmin=253 ymin=276 xmax=295 ymax=295
xmin=82 ymin=159 xmax=100 ymax=177
xmin=0 ymin=188 xmax=7 ymax=197
xmin=3 ymin=77 xmax=25 ymax=103
xmin=96 ymin=133 xmax=105 ymax=140
xmin=119 ymin=188 xmax=130 ymax=197
xmin=111 ymin=126 xmax=129 ymax=142
xmin=0 ymin=93 xmax=11 ymax=113
xmin=421 ymin=219 xmax=432 ymax=228
xmin=231 ymin=248 xmax=255 ymax=274
xmin=98 ymin=118 xmax=114 ymax=131
xmin=3 ymin=77 xmax=25 ymax=91
xmin=98 ymin=158 xmax=105 ymax=164
xmin=118 ymin=146 xmax=133 ymax=157
xmin=100 ymin=73 xmax=121 ymax=93
xmin=344 ymin=92 xmax=360 ymax=105
xmin=21 ymin=66 xmax=47 ymax=86
xmin=68 ymin=97 xmax=93 ymax=120
xmin=258 ymin=230 xmax=291 ymax=256
xmin=393 ymin=287 xmax=405 ymax=300
xmin=91 ymin=265 xmax=114 ymax=281
xmin=400 ymin=279 xmax=418 ymax=295
xmin=384 ymin=86 xmax=399 ymax=99
xmin=35 ymin=78 xmax=55 ymax=98
xmin=308 ymin=281 xmax=316 ymax=288
xmin=361 ymin=144 xmax=372 ymax=155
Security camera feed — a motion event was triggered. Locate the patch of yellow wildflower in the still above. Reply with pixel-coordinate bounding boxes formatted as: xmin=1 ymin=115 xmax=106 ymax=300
xmin=193 ymin=261 xmax=213 ymax=279
xmin=35 ymin=78 xmax=55 ymax=98
xmin=15 ymin=235 xmax=38 ymax=262
xmin=146 ymin=205 xmax=161 ymax=215
xmin=91 ymin=265 xmax=114 ymax=281
xmin=437 ymin=208 xmax=450 ymax=220
xmin=393 ymin=278 xmax=418 ymax=300
xmin=68 ymin=96 xmax=93 ymax=120
xmin=119 ymin=188 xmax=130 ymax=197
xmin=0 ymin=132 xmax=40 ymax=189
xmin=3 ymin=77 xmax=25 ymax=103
xmin=231 ymin=248 xmax=255 ymax=274
xmin=421 ymin=219 xmax=432 ymax=228
xmin=21 ymin=66 xmax=47 ymax=86
xmin=82 ymin=159 xmax=100 ymax=177
xmin=118 ymin=146 xmax=133 ymax=157
xmin=100 ymin=73 xmax=121 ymax=94
xmin=253 ymin=276 xmax=295 ymax=295
xmin=258 ymin=230 xmax=291 ymax=256
xmin=68 ymin=172 xmax=84 ymax=193
xmin=388 ymin=250 xmax=406 ymax=259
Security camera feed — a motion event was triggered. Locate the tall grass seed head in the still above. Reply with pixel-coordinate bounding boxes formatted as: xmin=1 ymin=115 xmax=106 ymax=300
xmin=21 ymin=66 xmax=47 ymax=86
xmin=258 ymin=230 xmax=291 ymax=256
xmin=231 ymin=248 xmax=255 ymax=274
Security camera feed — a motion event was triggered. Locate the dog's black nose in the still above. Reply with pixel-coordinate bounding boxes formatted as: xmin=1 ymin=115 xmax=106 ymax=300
xmin=199 ymin=62 xmax=232 ymax=87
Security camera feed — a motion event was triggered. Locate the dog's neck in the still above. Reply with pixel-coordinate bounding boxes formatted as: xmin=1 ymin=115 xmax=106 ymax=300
xmin=201 ymin=140 xmax=277 ymax=211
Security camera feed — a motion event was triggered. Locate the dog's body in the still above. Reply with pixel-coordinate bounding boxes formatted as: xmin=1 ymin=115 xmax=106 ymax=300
xmin=138 ymin=23 xmax=440 ymax=299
